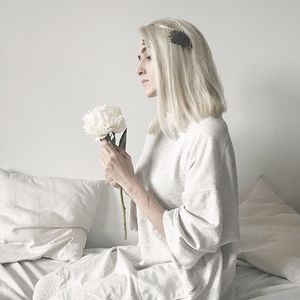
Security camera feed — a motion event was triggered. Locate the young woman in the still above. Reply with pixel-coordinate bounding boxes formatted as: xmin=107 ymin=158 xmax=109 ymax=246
xmin=33 ymin=18 xmax=240 ymax=300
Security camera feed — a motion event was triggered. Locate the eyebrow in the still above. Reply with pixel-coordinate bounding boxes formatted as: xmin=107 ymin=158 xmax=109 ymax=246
xmin=137 ymin=47 xmax=147 ymax=60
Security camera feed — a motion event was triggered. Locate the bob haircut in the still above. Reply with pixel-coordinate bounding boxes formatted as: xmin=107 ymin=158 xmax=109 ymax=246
xmin=138 ymin=18 xmax=227 ymax=140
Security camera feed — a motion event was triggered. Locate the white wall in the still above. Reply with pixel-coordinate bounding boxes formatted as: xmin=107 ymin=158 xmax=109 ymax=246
xmin=1 ymin=0 xmax=300 ymax=246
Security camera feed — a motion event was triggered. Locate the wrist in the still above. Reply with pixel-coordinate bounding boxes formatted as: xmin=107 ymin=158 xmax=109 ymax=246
xmin=122 ymin=175 xmax=140 ymax=196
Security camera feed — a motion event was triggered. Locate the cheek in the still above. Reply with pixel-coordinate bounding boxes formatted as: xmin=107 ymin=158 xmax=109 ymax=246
xmin=149 ymin=68 xmax=156 ymax=86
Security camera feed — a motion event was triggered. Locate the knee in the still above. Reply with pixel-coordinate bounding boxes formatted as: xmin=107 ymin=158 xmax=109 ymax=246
xmin=32 ymin=271 xmax=58 ymax=300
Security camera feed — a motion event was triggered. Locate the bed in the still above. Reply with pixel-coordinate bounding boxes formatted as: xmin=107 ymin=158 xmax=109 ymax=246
xmin=235 ymin=259 xmax=300 ymax=300
xmin=1 ymin=169 xmax=300 ymax=300
xmin=1 ymin=256 xmax=300 ymax=300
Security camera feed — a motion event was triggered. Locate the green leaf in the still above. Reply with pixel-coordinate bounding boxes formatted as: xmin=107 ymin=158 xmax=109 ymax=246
xmin=119 ymin=128 xmax=127 ymax=150
xmin=112 ymin=132 xmax=116 ymax=146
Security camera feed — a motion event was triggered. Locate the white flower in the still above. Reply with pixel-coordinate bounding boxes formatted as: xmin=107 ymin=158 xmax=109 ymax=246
xmin=82 ymin=104 xmax=127 ymax=141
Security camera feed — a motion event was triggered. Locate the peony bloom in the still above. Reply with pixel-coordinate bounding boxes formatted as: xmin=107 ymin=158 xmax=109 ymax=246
xmin=82 ymin=104 xmax=127 ymax=141
xmin=82 ymin=104 xmax=128 ymax=240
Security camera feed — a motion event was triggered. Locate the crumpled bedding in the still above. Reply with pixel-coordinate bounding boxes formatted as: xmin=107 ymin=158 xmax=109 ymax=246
xmin=32 ymin=245 xmax=187 ymax=300
xmin=0 ymin=255 xmax=66 ymax=300
xmin=2 ymin=249 xmax=300 ymax=300
xmin=235 ymin=259 xmax=300 ymax=300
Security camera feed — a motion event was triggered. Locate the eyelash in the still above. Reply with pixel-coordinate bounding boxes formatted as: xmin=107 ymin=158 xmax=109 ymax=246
xmin=138 ymin=56 xmax=151 ymax=61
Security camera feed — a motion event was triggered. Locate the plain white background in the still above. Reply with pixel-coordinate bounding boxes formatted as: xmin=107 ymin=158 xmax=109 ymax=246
xmin=1 ymin=0 xmax=299 ymax=245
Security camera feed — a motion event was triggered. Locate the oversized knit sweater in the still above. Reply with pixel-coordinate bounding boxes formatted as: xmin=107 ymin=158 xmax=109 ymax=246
xmin=33 ymin=116 xmax=240 ymax=300
xmin=129 ymin=116 xmax=240 ymax=299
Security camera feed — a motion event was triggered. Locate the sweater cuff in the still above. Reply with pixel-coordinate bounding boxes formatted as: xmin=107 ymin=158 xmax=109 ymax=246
xmin=163 ymin=208 xmax=201 ymax=270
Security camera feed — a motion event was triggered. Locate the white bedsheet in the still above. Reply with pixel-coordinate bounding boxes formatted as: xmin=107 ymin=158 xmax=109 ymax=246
xmin=1 ymin=252 xmax=300 ymax=300
xmin=236 ymin=259 xmax=300 ymax=300
xmin=0 ymin=256 xmax=66 ymax=300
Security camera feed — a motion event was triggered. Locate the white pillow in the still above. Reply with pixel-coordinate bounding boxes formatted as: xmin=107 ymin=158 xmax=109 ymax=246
xmin=238 ymin=174 xmax=300 ymax=283
xmin=0 ymin=168 xmax=105 ymax=263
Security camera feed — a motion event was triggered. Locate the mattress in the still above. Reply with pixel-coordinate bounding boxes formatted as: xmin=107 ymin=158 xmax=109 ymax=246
xmin=1 ymin=252 xmax=300 ymax=300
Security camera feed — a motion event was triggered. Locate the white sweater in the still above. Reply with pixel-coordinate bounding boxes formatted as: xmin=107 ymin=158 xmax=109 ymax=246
xmin=33 ymin=116 xmax=240 ymax=300
xmin=130 ymin=116 xmax=240 ymax=299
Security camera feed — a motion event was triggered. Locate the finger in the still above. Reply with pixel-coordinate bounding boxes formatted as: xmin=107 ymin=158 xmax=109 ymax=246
xmin=102 ymin=155 xmax=110 ymax=168
xmin=116 ymin=146 xmax=127 ymax=156
xmin=114 ymin=146 xmax=122 ymax=154
xmin=102 ymin=144 xmax=116 ymax=157
xmin=110 ymin=178 xmax=117 ymax=187
xmin=101 ymin=149 xmax=108 ymax=162
xmin=100 ymin=139 xmax=108 ymax=147
xmin=110 ymin=179 xmax=121 ymax=189
xmin=105 ymin=174 xmax=111 ymax=184
xmin=102 ymin=142 xmax=115 ymax=153
xmin=101 ymin=146 xmax=109 ymax=155
xmin=101 ymin=157 xmax=106 ymax=167
xmin=114 ymin=183 xmax=121 ymax=189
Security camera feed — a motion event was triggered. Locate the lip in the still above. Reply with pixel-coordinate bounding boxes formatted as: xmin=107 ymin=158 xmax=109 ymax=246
xmin=142 ymin=80 xmax=149 ymax=83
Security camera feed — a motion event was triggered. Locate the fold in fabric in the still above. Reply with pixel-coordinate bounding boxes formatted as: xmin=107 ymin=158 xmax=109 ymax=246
xmin=163 ymin=189 xmax=223 ymax=270
xmin=129 ymin=200 xmax=138 ymax=232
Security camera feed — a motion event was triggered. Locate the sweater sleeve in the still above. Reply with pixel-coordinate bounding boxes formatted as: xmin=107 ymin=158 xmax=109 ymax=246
xmin=162 ymin=135 xmax=230 ymax=270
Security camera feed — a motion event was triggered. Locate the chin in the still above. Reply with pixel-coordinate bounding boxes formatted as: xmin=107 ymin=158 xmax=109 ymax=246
xmin=145 ymin=89 xmax=157 ymax=97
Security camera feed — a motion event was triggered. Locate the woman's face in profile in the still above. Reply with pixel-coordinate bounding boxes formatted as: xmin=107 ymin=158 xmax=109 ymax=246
xmin=137 ymin=39 xmax=157 ymax=97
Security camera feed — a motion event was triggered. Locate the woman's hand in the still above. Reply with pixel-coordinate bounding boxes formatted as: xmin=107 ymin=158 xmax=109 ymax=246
xmin=100 ymin=138 xmax=135 ymax=190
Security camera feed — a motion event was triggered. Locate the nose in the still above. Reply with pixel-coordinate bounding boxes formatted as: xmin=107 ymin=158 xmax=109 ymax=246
xmin=136 ymin=63 xmax=146 ymax=76
xmin=136 ymin=68 xmax=145 ymax=76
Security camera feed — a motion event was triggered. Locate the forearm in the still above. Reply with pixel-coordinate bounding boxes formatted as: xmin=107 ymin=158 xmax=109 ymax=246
xmin=123 ymin=176 xmax=166 ymax=239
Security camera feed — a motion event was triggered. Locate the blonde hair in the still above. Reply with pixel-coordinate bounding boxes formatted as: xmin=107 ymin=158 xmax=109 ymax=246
xmin=138 ymin=18 xmax=227 ymax=139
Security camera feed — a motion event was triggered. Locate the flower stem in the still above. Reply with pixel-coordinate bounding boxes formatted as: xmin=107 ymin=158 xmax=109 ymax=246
xmin=120 ymin=187 xmax=127 ymax=240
